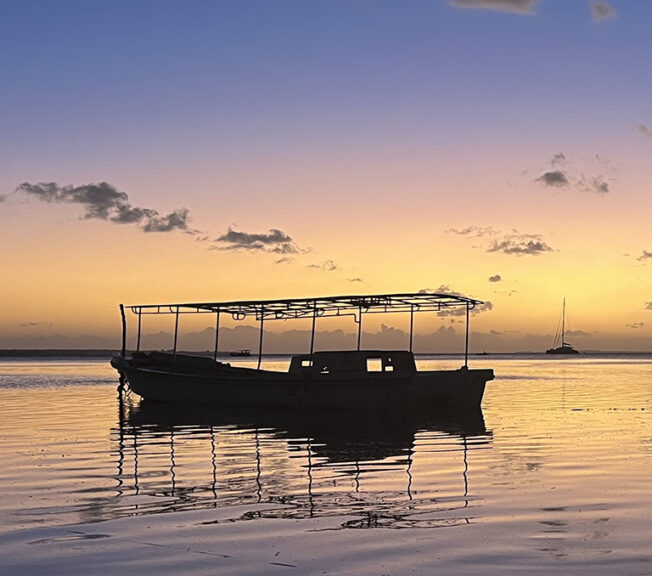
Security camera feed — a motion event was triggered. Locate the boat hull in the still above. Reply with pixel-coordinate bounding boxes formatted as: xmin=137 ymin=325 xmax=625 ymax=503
xmin=112 ymin=355 xmax=492 ymax=410
xmin=546 ymin=346 xmax=579 ymax=355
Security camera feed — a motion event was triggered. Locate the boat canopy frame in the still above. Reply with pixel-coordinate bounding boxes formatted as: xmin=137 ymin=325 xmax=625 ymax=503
xmin=119 ymin=292 xmax=484 ymax=369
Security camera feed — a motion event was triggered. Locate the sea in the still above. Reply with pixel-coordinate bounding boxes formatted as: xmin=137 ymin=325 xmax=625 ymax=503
xmin=0 ymin=353 xmax=650 ymax=575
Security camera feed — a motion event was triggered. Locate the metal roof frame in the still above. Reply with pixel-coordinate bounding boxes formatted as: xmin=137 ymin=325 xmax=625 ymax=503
xmin=119 ymin=292 xmax=485 ymax=369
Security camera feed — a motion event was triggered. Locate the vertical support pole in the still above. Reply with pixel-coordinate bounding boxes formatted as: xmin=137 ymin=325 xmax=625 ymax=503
xmin=136 ymin=310 xmax=142 ymax=353
xmin=464 ymin=302 xmax=470 ymax=368
xmin=357 ymin=306 xmax=362 ymax=351
xmin=309 ymin=301 xmax=317 ymax=357
xmin=173 ymin=307 xmax=180 ymax=362
xmin=119 ymin=304 xmax=127 ymax=358
xmin=409 ymin=304 xmax=414 ymax=353
xmin=257 ymin=306 xmax=264 ymax=370
xmin=213 ymin=310 xmax=221 ymax=362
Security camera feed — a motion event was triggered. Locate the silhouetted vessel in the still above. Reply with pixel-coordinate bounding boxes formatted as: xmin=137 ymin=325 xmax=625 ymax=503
xmin=111 ymin=292 xmax=494 ymax=409
xmin=230 ymin=348 xmax=251 ymax=357
xmin=546 ymin=298 xmax=579 ymax=355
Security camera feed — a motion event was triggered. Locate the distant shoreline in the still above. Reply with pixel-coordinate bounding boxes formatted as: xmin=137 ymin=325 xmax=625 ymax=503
xmin=0 ymin=349 xmax=118 ymax=358
xmin=1 ymin=349 xmax=652 ymax=358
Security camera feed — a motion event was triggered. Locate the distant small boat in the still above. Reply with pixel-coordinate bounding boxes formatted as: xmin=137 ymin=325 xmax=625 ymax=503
xmin=546 ymin=299 xmax=579 ymax=355
xmin=230 ymin=349 xmax=251 ymax=357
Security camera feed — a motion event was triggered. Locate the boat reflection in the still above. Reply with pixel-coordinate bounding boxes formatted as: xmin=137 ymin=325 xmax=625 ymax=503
xmin=114 ymin=394 xmax=492 ymax=529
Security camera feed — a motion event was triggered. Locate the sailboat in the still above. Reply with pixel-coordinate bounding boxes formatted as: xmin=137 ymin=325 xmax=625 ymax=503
xmin=546 ymin=298 xmax=579 ymax=355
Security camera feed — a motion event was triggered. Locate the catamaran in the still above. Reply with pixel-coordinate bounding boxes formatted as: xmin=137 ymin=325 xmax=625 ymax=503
xmin=111 ymin=292 xmax=494 ymax=408
xmin=546 ymin=298 xmax=579 ymax=355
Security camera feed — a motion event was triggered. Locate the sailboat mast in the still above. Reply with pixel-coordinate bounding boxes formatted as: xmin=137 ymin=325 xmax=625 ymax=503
xmin=562 ymin=298 xmax=566 ymax=345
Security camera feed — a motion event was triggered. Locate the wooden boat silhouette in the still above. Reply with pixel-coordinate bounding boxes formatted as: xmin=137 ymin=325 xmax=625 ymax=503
xmin=111 ymin=292 xmax=494 ymax=409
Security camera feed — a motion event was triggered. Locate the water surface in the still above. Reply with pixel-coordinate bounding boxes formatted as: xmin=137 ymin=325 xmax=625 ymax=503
xmin=0 ymin=355 xmax=650 ymax=575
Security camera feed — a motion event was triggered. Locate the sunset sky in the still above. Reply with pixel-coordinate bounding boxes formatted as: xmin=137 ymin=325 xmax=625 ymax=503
xmin=2 ymin=0 xmax=651 ymax=351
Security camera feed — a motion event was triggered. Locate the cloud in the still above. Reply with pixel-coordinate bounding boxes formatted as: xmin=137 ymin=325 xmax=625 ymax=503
xmin=565 ymin=329 xmax=592 ymax=338
xmin=445 ymin=226 xmax=498 ymax=237
xmin=637 ymin=250 xmax=652 ymax=262
xmin=591 ymin=1 xmax=616 ymax=23
xmin=348 ymin=277 xmax=363 ymax=283
xmin=275 ymin=257 xmax=293 ymax=265
xmin=581 ymin=176 xmax=609 ymax=195
xmin=15 ymin=182 xmax=195 ymax=233
xmin=19 ymin=322 xmax=52 ymax=328
xmin=637 ymin=124 xmax=651 ymax=137
xmin=536 ymin=170 xmax=569 ymax=187
xmin=418 ymin=286 xmax=493 ymax=316
xmin=214 ymin=227 xmax=301 ymax=254
xmin=419 ymin=285 xmax=456 ymax=295
xmin=645 ymin=302 xmax=652 ymax=311
xmin=449 ymin=0 xmax=539 ymax=15
xmin=448 ymin=226 xmax=553 ymax=257
xmin=626 ymin=322 xmax=644 ymax=329
xmin=0 ymin=194 xmax=6 ymax=202
xmin=307 ymin=259 xmax=338 ymax=272
xmin=488 ymin=274 xmax=502 ymax=283
xmin=535 ymin=154 xmax=612 ymax=194
xmin=488 ymin=233 xmax=553 ymax=256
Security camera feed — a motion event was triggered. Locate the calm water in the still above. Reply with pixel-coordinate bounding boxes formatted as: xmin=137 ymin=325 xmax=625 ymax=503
xmin=0 ymin=355 xmax=650 ymax=575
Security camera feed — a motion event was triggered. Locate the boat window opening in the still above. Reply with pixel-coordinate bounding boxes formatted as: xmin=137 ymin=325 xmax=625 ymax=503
xmin=385 ymin=365 xmax=394 ymax=372
xmin=367 ymin=358 xmax=383 ymax=372
xmin=301 ymin=360 xmax=313 ymax=368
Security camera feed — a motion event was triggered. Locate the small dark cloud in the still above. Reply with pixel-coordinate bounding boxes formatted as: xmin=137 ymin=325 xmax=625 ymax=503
xmin=488 ymin=233 xmax=553 ymax=256
xmin=626 ymin=322 xmax=644 ymax=329
xmin=536 ymin=154 xmax=612 ymax=195
xmin=15 ymin=182 xmax=195 ymax=234
xmin=0 ymin=194 xmax=6 ymax=202
xmin=419 ymin=284 xmax=456 ymax=295
xmin=449 ymin=0 xmax=539 ymax=15
xmin=451 ymin=226 xmax=553 ymax=257
xmin=275 ymin=257 xmax=293 ymax=265
xmin=591 ymin=1 xmax=616 ymax=23
xmin=637 ymin=124 xmax=651 ymax=137
xmin=583 ymin=176 xmax=609 ymax=195
xmin=645 ymin=302 xmax=652 ymax=311
xmin=214 ymin=227 xmax=301 ymax=254
xmin=142 ymin=208 xmax=192 ymax=232
xmin=20 ymin=321 xmax=52 ymax=328
xmin=536 ymin=170 xmax=569 ymax=187
xmin=637 ymin=250 xmax=652 ymax=262
xmin=419 ymin=286 xmax=493 ymax=316
xmin=445 ymin=226 xmax=498 ymax=237
xmin=488 ymin=274 xmax=502 ymax=283
xmin=307 ymin=259 xmax=338 ymax=272
xmin=438 ymin=300 xmax=494 ymax=317
xmin=348 ymin=277 xmax=363 ymax=283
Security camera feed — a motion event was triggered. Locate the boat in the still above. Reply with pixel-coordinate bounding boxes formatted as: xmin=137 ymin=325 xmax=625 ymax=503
xmin=230 ymin=348 xmax=251 ymax=357
xmin=111 ymin=292 xmax=494 ymax=409
xmin=546 ymin=298 xmax=579 ymax=355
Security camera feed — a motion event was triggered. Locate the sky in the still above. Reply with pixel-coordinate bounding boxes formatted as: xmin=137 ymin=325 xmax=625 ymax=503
xmin=1 ymin=0 xmax=651 ymax=352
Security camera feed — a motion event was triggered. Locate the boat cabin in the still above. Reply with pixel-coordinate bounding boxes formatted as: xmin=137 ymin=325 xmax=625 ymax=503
xmin=289 ymin=350 xmax=416 ymax=376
